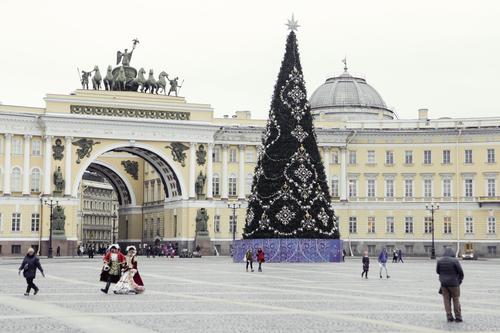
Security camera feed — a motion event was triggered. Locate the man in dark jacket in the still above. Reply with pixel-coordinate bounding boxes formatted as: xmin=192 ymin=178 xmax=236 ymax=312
xmin=18 ymin=248 xmax=45 ymax=296
xmin=436 ymin=247 xmax=464 ymax=322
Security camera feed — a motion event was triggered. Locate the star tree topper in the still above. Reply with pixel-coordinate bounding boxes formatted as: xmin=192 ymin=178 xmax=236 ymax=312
xmin=286 ymin=14 xmax=300 ymax=31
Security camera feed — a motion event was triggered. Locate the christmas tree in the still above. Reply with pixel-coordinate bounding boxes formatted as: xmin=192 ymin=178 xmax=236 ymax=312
xmin=243 ymin=17 xmax=339 ymax=239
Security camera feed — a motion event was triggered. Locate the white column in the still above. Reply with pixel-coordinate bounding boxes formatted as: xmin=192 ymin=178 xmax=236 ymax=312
xmin=22 ymin=135 xmax=31 ymax=195
xmin=323 ymin=146 xmax=331 ymax=188
xmin=340 ymin=147 xmax=347 ymax=201
xmin=238 ymin=144 xmax=246 ymax=200
xmin=221 ymin=144 xmax=228 ymax=199
xmin=206 ymin=143 xmax=213 ymax=199
xmin=43 ymin=135 xmax=52 ymax=195
xmin=64 ymin=136 xmax=72 ymax=196
xmin=3 ymin=134 xmax=12 ymax=195
xmin=189 ymin=142 xmax=196 ymax=198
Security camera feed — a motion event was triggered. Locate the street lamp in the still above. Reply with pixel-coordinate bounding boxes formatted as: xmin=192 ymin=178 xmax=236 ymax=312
xmin=227 ymin=202 xmax=241 ymax=242
xmin=426 ymin=202 xmax=440 ymax=259
xmin=111 ymin=212 xmax=117 ymax=244
xmin=43 ymin=198 xmax=59 ymax=258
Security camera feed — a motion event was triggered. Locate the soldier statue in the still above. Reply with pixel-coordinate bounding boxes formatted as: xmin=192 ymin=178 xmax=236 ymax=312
xmin=167 ymin=75 xmax=182 ymax=96
xmin=53 ymin=166 xmax=65 ymax=192
xmin=80 ymin=69 xmax=94 ymax=90
xmin=195 ymin=171 xmax=206 ymax=197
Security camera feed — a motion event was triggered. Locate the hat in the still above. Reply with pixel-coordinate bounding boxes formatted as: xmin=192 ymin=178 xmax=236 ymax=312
xmin=126 ymin=245 xmax=137 ymax=253
xmin=108 ymin=244 xmax=120 ymax=251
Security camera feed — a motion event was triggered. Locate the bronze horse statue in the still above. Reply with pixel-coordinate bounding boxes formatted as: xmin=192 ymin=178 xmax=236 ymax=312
xmin=92 ymin=65 xmax=102 ymax=90
xmin=113 ymin=66 xmax=127 ymax=91
xmin=134 ymin=67 xmax=147 ymax=92
xmin=144 ymin=69 xmax=157 ymax=94
xmin=104 ymin=65 xmax=114 ymax=90
xmin=156 ymin=71 xmax=168 ymax=95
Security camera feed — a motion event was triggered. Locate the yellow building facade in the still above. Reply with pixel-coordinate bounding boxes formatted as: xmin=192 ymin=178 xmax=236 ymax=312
xmin=0 ymin=70 xmax=498 ymax=257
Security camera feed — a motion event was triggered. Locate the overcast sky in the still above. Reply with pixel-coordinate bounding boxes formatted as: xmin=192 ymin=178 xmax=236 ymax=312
xmin=1 ymin=0 xmax=499 ymax=120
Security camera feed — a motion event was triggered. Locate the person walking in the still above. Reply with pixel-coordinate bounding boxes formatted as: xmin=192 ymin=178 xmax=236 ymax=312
xmin=256 ymin=248 xmax=265 ymax=272
xmin=245 ymin=248 xmax=254 ymax=272
xmin=392 ymin=248 xmax=398 ymax=263
xmin=398 ymin=248 xmax=404 ymax=263
xmin=18 ymin=248 xmax=45 ymax=296
xmin=436 ymin=247 xmax=464 ymax=322
xmin=56 ymin=246 xmax=61 ymax=257
xmin=361 ymin=251 xmax=369 ymax=279
xmin=342 ymin=249 xmax=346 ymax=262
xmin=100 ymin=244 xmax=126 ymax=294
xmin=378 ymin=248 xmax=390 ymax=279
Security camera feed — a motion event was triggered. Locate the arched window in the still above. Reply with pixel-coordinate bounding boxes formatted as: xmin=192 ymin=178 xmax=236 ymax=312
xmin=246 ymin=173 xmax=253 ymax=195
xmin=212 ymin=173 xmax=220 ymax=196
xmin=31 ymin=168 xmax=41 ymax=192
xmin=228 ymin=174 xmax=237 ymax=196
xmin=11 ymin=167 xmax=21 ymax=192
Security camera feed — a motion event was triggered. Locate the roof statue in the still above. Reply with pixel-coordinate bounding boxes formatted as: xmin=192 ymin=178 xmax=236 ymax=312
xmin=78 ymin=38 xmax=184 ymax=95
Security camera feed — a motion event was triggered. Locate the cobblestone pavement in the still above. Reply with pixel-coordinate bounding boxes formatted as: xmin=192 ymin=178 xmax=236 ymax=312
xmin=0 ymin=256 xmax=499 ymax=333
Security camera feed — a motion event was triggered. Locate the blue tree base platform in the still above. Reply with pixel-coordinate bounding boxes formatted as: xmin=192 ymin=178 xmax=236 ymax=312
xmin=233 ymin=239 xmax=343 ymax=263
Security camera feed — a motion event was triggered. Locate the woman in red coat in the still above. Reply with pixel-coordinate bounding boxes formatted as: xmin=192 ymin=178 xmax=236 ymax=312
xmin=100 ymin=244 xmax=126 ymax=294
xmin=256 ymin=248 xmax=265 ymax=272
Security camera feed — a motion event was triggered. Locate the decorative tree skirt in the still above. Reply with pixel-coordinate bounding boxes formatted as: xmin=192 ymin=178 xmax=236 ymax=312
xmin=233 ymin=239 xmax=343 ymax=263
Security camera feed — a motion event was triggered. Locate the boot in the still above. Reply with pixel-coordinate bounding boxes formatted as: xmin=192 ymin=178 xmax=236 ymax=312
xmin=34 ymin=287 xmax=39 ymax=295
xmin=101 ymin=281 xmax=111 ymax=294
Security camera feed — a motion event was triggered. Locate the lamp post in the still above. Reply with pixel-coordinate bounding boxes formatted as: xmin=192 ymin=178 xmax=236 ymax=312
xmin=111 ymin=212 xmax=117 ymax=244
xmin=43 ymin=198 xmax=59 ymax=258
xmin=227 ymin=202 xmax=241 ymax=242
xmin=426 ymin=202 xmax=440 ymax=259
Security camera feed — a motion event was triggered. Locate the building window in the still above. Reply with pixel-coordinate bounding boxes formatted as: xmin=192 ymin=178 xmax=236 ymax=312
xmin=488 ymin=217 xmax=496 ymax=234
xmin=367 ymin=150 xmax=375 ymax=164
xmin=443 ymin=216 xmax=452 ymax=234
xmin=405 ymin=216 xmax=413 ymax=234
xmin=349 ymin=217 xmax=357 ymax=233
xmin=212 ymin=174 xmax=220 ymax=196
xmin=367 ymin=179 xmax=376 ymax=198
xmin=404 ymin=179 xmax=413 ymax=198
xmin=487 ymin=148 xmax=495 ymax=163
xmin=11 ymin=245 xmax=21 ymax=254
xmin=424 ymin=216 xmax=432 ymax=234
xmin=331 ymin=179 xmax=339 ymax=197
xmin=214 ymin=215 xmax=220 ymax=233
xmin=229 ymin=215 xmax=237 ymax=233
xmin=31 ymin=213 xmax=40 ymax=232
xmin=465 ymin=216 xmax=474 ymax=234
xmin=348 ymin=179 xmax=357 ymax=197
xmin=12 ymin=137 xmax=22 ymax=155
xmin=11 ymin=213 xmax=21 ymax=231
xmin=442 ymin=150 xmax=451 ymax=164
xmin=31 ymin=140 xmax=41 ymax=156
xmin=367 ymin=245 xmax=376 ymax=255
xmin=464 ymin=179 xmax=473 ymax=197
xmin=405 ymin=245 xmax=414 ymax=255
xmin=245 ymin=149 xmax=254 ymax=163
xmin=246 ymin=174 xmax=253 ymax=195
xmin=31 ymin=168 xmax=41 ymax=192
xmin=228 ymin=174 xmax=237 ymax=196
xmin=386 ymin=216 xmax=394 ymax=233
xmin=331 ymin=151 xmax=339 ymax=164
xmin=487 ymin=178 xmax=496 ymax=197
xmin=348 ymin=150 xmax=356 ymax=164
xmin=385 ymin=179 xmax=394 ymax=198
xmin=229 ymin=148 xmax=237 ymax=163
xmin=385 ymin=151 xmax=394 ymax=165
xmin=213 ymin=147 xmax=221 ymax=162
xmin=487 ymin=246 xmax=497 ymax=255
xmin=11 ymin=167 xmax=21 ymax=192
xmin=367 ymin=216 xmax=376 ymax=233
xmin=442 ymin=178 xmax=451 ymax=198
xmin=423 ymin=179 xmax=432 ymax=198
xmin=424 ymin=150 xmax=432 ymax=164
xmin=405 ymin=150 xmax=413 ymax=164
xmin=464 ymin=149 xmax=472 ymax=164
